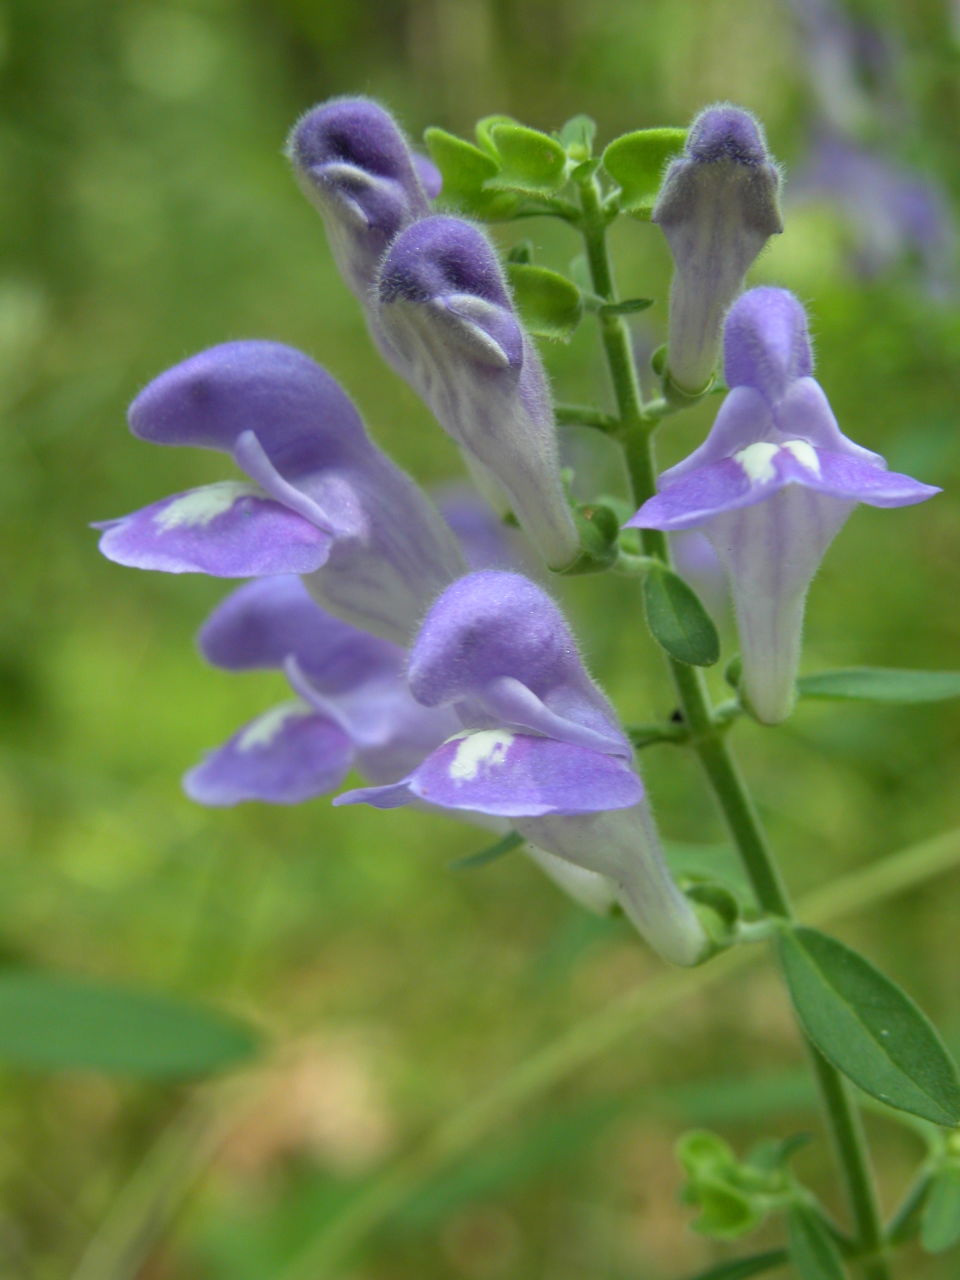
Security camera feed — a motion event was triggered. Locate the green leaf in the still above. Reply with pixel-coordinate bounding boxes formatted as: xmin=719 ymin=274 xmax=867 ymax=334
xmin=787 ymin=1205 xmax=847 ymax=1279
xmin=474 ymin=113 xmax=518 ymax=158
xmin=778 ymin=927 xmax=960 ymax=1126
xmin=601 ymin=127 xmax=687 ymax=217
xmin=506 ymin=263 xmax=583 ymax=340
xmin=797 ymin=667 xmax=960 ymax=704
xmin=684 ymin=1250 xmax=789 ymax=1280
xmin=643 ymin=565 xmax=720 ymax=667
xmin=485 ymin=123 xmax=568 ymax=196
xmin=599 ymin=296 xmax=654 ymax=316
xmin=921 ymin=1164 xmax=960 ymax=1252
xmin=448 ymin=832 xmax=523 ymax=872
xmin=692 ymin=1177 xmax=762 ymax=1240
xmin=422 ymin=127 xmax=519 ymax=219
xmin=678 ymin=1130 xmax=738 ymax=1177
xmin=746 ymin=1132 xmax=812 ymax=1175
xmin=558 ymin=113 xmax=596 ymax=161
xmin=0 ymin=971 xmax=260 ymax=1078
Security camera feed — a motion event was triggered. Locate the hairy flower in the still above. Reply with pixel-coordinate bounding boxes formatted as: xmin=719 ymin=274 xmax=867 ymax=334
xmin=337 ymin=571 xmax=709 ymax=966
xmin=376 ymin=215 xmax=580 ymax=570
xmin=96 ymin=340 xmax=465 ymax=644
xmin=628 ymin=287 xmax=939 ymax=723
xmin=653 ymin=104 xmax=782 ymax=395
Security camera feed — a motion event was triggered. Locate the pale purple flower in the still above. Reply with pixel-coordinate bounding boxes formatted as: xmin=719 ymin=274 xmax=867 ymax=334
xmin=337 ymin=571 xmax=709 ymax=966
xmin=653 ymin=105 xmax=782 ymax=394
xmin=628 ymin=287 xmax=939 ymax=724
xmin=95 ymin=340 xmax=465 ymax=645
xmin=376 ymin=216 xmax=580 ymax=570
xmin=185 ymin=575 xmax=459 ymax=805
xmin=287 ymin=97 xmax=432 ymax=302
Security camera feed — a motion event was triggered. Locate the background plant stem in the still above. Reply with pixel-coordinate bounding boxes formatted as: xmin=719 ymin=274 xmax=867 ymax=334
xmin=576 ymin=173 xmax=891 ymax=1280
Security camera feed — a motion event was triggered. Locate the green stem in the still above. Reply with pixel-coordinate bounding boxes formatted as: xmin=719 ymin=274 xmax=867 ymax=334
xmin=576 ymin=174 xmax=891 ymax=1280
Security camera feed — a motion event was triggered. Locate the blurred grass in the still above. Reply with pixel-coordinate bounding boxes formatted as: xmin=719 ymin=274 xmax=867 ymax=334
xmin=2 ymin=0 xmax=960 ymax=1276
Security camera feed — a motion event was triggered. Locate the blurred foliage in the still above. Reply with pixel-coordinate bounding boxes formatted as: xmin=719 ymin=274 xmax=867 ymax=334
xmin=2 ymin=0 xmax=960 ymax=1276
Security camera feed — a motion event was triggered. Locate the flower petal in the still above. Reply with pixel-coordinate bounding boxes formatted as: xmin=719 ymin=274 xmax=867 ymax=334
xmin=198 ymin=576 xmax=399 ymax=687
xmin=407 ymin=572 xmax=630 ymax=756
xmin=96 ymin=482 xmax=332 ymax=576
xmin=722 ymin=286 xmax=812 ymax=402
xmin=627 ymin=457 xmax=768 ymax=531
xmin=335 ymin=729 xmax=643 ymax=818
xmin=128 ymin=342 xmax=368 ymax=476
xmin=788 ymin=447 xmax=941 ymax=507
xmin=184 ymin=701 xmax=353 ymax=806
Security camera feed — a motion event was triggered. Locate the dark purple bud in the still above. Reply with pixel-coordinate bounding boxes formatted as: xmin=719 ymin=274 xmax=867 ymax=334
xmin=288 ymin=97 xmax=430 ymax=299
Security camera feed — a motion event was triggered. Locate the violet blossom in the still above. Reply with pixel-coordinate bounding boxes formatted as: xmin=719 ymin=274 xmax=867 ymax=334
xmin=337 ymin=571 xmax=709 ymax=966
xmin=628 ymin=287 xmax=939 ymax=724
xmin=96 ymin=340 xmax=465 ymax=645
xmin=376 ymin=215 xmax=581 ymax=570
xmin=653 ymin=104 xmax=782 ymax=395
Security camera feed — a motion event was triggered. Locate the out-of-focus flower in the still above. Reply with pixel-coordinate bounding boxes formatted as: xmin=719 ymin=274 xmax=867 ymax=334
xmin=628 ymin=287 xmax=938 ymax=723
xmin=653 ymin=104 xmax=782 ymax=395
xmin=790 ymin=133 xmax=956 ymax=299
xmin=337 ymin=571 xmax=709 ymax=966
xmin=96 ymin=340 xmax=465 ymax=645
xmin=376 ymin=215 xmax=580 ymax=569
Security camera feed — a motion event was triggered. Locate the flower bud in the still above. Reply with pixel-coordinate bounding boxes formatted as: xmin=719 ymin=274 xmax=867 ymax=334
xmin=653 ymin=105 xmax=783 ymax=395
xmin=377 ymin=216 xmax=580 ymax=570
xmin=287 ymin=97 xmax=430 ymax=300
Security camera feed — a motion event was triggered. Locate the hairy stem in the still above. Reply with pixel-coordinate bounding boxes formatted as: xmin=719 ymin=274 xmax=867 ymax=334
xmin=576 ymin=173 xmax=891 ymax=1280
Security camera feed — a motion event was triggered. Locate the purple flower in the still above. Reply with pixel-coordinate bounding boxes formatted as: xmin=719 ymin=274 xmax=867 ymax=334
xmin=96 ymin=341 xmax=465 ymax=645
xmin=337 ymin=571 xmax=709 ymax=966
xmin=376 ymin=216 xmax=580 ymax=570
xmin=653 ymin=105 xmax=782 ymax=394
xmin=627 ymin=287 xmax=939 ymax=723
xmin=287 ymin=98 xmax=432 ymax=302
xmin=185 ymin=575 xmax=459 ymax=805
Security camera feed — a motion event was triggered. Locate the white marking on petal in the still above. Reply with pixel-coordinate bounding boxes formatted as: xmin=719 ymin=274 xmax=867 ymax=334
xmin=155 ymin=482 xmax=261 ymax=532
xmin=782 ymin=439 xmax=821 ymax=476
xmin=448 ymin=729 xmax=516 ymax=781
xmin=733 ymin=441 xmax=780 ymax=485
xmin=237 ymin=702 xmax=313 ymax=752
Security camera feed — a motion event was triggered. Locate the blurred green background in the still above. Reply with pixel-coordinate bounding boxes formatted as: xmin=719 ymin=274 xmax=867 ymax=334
xmin=3 ymin=0 xmax=960 ymax=1276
